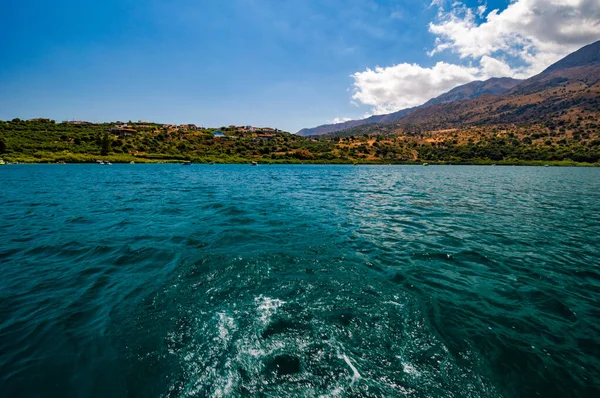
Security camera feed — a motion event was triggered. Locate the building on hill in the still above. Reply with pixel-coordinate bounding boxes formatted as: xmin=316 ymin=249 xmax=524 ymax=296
xmin=258 ymin=127 xmax=281 ymax=134
xmin=65 ymin=120 xmax=93 ymax=125
xmin=109 ymin=128 xmax=137 ymax=136
xmin=213 ymin=131 xmax=226 ymax=138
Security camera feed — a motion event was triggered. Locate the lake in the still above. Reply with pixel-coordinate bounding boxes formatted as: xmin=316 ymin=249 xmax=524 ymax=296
xmin=1 ymin=164 xmax=599 ymax=397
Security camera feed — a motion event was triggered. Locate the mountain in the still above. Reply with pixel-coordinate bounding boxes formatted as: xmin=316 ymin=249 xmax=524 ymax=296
xmin=331 ymin=39 xmax=600 ymax=137
xmin=507 ymin=40 xmax=600 ymax=97
xmin=295 ymin=108 xmax=416 ymax=137
xmin=543 ymin=40 xmax=600 ymax=74
xmin=296 ymin=77 xmax=521 ymax=136
xmin=423 ymin=77 xmax=521 ymax=106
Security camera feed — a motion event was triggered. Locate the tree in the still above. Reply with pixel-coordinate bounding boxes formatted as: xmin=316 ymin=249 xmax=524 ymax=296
xmin=100 ymin=133 xmax=111 ymax=156
xmin=0 ymin=138 xmax=6 ymax=153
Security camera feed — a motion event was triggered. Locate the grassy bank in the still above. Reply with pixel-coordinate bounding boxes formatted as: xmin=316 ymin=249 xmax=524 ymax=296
xmin=2 ymin=152 xmax=598 ymax=167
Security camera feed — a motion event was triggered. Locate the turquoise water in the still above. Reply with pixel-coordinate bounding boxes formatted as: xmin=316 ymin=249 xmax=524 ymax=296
xmin=1 ymin=164 xmax=599 ymax=397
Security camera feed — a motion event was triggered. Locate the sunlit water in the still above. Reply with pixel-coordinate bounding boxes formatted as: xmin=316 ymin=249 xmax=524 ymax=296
xmin=1 ymin=164 xmax=599 ymax=397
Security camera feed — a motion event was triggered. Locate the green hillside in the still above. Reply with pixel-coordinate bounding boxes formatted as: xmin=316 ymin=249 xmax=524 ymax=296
xmin=0 ymin=118 xmax=599 ymax=166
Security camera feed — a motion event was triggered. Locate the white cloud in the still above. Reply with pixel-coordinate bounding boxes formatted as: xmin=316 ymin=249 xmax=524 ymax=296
xmin=351 ymin=0 xmax=600 ymax=116
xmin=330 ymin=117 xmax=352 ymax=124
xmin=429 ymin=0 xmax=447 ymax=9
xmin=476 ymin=5 xmax=486 ymax=18
xmin=479 ymin=55 xmax=517 ymax=77
xmin=352 ymin=62 xmax=482 ymax=114
xmin=429 ymin=0 xmax=600 ymax=75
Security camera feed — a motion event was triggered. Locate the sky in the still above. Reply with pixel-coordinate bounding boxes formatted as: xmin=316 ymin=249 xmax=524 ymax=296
xmin=1 ymin=0 xmax=599 ymax=133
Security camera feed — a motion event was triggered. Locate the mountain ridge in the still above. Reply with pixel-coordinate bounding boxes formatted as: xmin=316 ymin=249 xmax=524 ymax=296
xmin=296 ymin=77 xmax=521 ymax=136
xmin=543 ymin=40 xmax=600 ymax=74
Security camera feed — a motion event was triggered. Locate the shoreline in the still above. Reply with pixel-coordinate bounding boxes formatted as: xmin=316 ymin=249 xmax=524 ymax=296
xmin=2 ymin=158 xmax=599 ymax=167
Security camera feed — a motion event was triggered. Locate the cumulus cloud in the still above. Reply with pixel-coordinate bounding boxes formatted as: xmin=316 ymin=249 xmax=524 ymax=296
xmin=351 ymin=0 xmax=600 ymax=115
xmin=352 ymin=62 xmax=481 ymax=114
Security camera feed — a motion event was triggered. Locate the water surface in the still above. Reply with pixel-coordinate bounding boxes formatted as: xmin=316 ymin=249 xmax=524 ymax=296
xmin=1 ymin=164 xmax=599 ymax=397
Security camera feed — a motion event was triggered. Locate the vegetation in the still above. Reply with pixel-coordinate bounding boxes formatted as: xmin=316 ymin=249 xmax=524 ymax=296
xmin=0 ymin=118 xmax=598 ymax=166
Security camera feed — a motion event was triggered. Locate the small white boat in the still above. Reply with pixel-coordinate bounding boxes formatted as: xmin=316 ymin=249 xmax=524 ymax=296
xmin=422 ymin=162 xmax=429 ymax=166
xmin=105 ymin=161 xmax=112 ymax=165
xmin=182 ymin=161 xmax=192 ymax=166
xmin=251 ymin=161 xmax=258 ymax=166
xmin=0 ymin=159 xmax=5 ymax=165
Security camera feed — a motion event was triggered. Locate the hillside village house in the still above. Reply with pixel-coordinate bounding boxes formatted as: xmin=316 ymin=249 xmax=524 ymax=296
xmin=109 ymin=127 xmax=137 ymax=136
xmin=174 ymin=124 xmax=201 ymax=131
xmin=65 ymin=120 xmax=93 ymax=125
xmin=213 ymin=131 xmax=226 ymax=138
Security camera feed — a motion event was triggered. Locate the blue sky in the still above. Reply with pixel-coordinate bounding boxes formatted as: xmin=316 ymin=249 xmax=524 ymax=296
xmin=1 ymin=0 xmax=598 ymax=132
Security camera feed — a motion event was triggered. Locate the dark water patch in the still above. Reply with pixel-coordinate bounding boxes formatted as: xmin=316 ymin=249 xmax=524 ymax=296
xmin=66 ymin=215 xmax=92 ymax=224
xmin=160 ymin=206 xmax=184 ymax=215
xmin=264 ymin=354 xmax=301 ymax=376
xmin=114 ymin=206 xmax=134 ymax=213
xmin=0 ymin=247 xmax=23 ymax=259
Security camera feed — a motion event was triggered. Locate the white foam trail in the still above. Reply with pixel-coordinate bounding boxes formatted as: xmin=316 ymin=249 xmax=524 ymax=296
xmin=254 ymin=295 xmax=285 ymax=325
xmin=215 ymin=312 xmax=236 ymax=343
xmin=396 ymin=357 xmax=421 ymax=377
xmin=320 ymin=385 xmax=345 ymax=397
xmin=384 ymin=300 xmax=404 ymax=307
xmin=342 ymin=354 xmax=361 ymax=385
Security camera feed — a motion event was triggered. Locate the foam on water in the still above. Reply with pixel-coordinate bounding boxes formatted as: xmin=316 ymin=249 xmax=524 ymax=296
xmin=341 ymin=354 xmax=361 ymax=385
xmin=254 ymin=295 xmax=286 ymax=325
